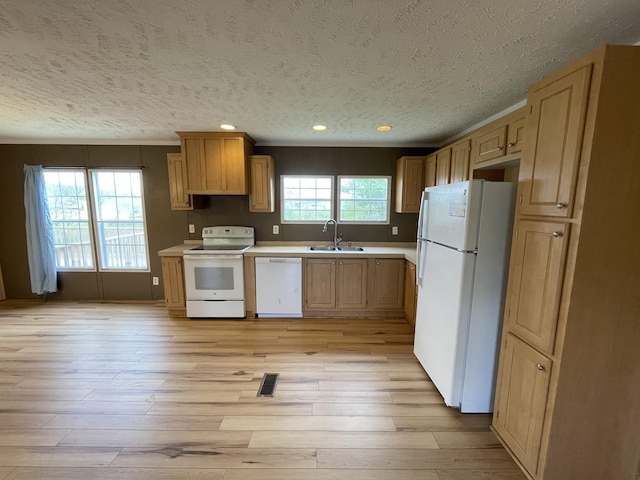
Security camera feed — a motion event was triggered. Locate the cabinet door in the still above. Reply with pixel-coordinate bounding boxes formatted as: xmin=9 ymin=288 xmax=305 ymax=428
xmin=183 ymin=137 xmax=206 ymax=192
xmin=450 ymin=139 xmax=471 ymax=184
xmin=161 ymin=257 xmax=186 ymax=311
xmin=304 ymin=258 xmax=336 ymax=310
xmin=202 ymin=137 xmax=225 ymax=192
xmin=370 ymin=259 xmax=405 ymax=310
xmin=519 ymin=65 xmax=591 ymax=217
xmin=336 ymin=259 xmax=368 ymax=309
xmin=395 ymin=156 xmax=425 ymax=213
xmin=249 ymin=155 xmax=275 ymax=212
xmin=507 ymin=116 xmax=526 ymax=155
xmin=494 ymin=334 xmax=552 ymax=476
xmin=506 ymin=220 xmax=570 ymax=354
xmin=424 ymin=154 xmax=437 ymax=188
xmin=221 ymin=137 xmax=249 ymax=194
xmin=475 ymin=125 xmax=507 ymax=165
xmin=403 ymin=261 xmax=416 ymax=326
xmin=167 ymin=153 xmax=193 ymax=210
xmin=435 ymin=148 xmax=451 ymax=186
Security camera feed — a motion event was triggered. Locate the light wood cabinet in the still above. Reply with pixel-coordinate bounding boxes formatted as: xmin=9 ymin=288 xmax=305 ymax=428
xmin=167 ymin=153 xmax=193 ymax=210
xmin=249 ymin=155 xmax=275 ymax=212
xmin=506 ymin=221 xmax=569 ymax=354
xmin=336 ymin=259 xmax=368 ymax=309
xmin=403 ymin=261 xmax=416 ymax=327
xmin=369 ymin=258 xmax=405 ymax=311
xmin=493 ymin=45 xmax=640 ymax=480
xmin=506 ymin=116 xmax=525 ymax=155
xmin=435 ymin=148 xmax=451 ymax=186
xmin=304 ymin=258 xmax=336 ymax=310
xmin=424 ymin=154 xmax=437 ymax=188
xmin=160 ymin=256 xmax=186 ymax=317
xmin=395 ymin=156 xmax=425 ymax=213
xmin=177 ymin=132 xmax=255 ymax=195
xmin=303 ymin=257 xmax=405 ymax=317
xmin=494 ymin=334 xmax=552 ymax=476
xmin=475 ymin=124 xmax=507 ymax=165
xmin=517 ymin=65 xmax=591 ymax=218
xmin=450 ymin=138 xmax=471 ymax=183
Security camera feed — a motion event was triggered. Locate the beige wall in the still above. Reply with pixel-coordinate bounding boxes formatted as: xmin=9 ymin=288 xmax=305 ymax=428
xmin=0 ymin=144 xmax=432 ymax=300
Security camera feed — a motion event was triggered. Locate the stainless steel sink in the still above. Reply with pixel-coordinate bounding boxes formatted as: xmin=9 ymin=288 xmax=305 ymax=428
xmin=337 ymin=246 xmax=365 ymax=252
xmin=306 ymin=245 xmax=365 ymax=252
xmin=307 ymin=246 xmax=338 ymax=251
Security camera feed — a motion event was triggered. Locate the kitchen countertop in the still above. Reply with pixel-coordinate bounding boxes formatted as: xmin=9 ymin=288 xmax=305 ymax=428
xmin=159 ymin=242 xmax=417 ymax=264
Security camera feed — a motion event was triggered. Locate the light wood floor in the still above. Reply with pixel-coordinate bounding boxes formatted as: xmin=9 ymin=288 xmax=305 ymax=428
xmin=0 ymin=300 xmax=525 ymax=480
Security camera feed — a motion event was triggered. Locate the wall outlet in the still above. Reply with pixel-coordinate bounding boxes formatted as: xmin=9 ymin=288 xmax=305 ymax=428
xmin=392 ymin=226 xmax=398 ymax=235
xmin=152 ymin=276 xmax=159 ymax=286
xmin=273 ymin=225 xmax=280 ymax=235
xmin=188 ymin=224 xmax=195 ymax=234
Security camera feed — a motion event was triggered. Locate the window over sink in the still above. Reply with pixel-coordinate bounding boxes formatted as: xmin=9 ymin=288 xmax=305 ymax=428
xmin=280 ymin=175 xmax=390 ymax=224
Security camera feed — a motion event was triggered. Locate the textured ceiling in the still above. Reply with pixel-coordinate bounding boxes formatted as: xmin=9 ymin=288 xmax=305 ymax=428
xmin=1 ymin=0 xmax=640 ymax=147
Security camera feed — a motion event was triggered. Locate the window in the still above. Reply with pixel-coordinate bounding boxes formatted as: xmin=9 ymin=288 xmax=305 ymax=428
xmin=338 ymin=176 xmax=391 ymax=224
xmin=43 ymin=170 xmax=94 ymax=269
xmin=43 ymin=168 xmax=149 ymax=271
xmin=281 ymin=176 xmax=333 ymax=223
xmin=91 ymin=170 xmax=149 ymax=270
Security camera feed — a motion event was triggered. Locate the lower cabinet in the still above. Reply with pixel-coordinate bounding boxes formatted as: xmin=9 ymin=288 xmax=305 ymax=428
xmin=161 ymin=256 xmax=186 ymax=317
xmin=403 ymin=261 xmax=416 ymax=327
xmin=303 ymin=257 xmax=405 ymax=317
xmin=493 ymin=334 xmax=552 ymax=476
xmin=370 ymin=259 xmax=405 ymax=310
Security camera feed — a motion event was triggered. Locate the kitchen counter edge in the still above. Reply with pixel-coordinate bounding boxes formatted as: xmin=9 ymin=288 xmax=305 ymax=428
xmin=158 ymin=243 xmax=417 ymax=265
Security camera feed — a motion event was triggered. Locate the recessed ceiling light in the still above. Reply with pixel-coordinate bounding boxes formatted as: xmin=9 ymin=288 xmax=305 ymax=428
xmin=220 ymin=124 xmax=236 ymax=130
xmin=377 ymin=125 xmax=392 ymax=132
xmin=312 ymin=125 xmax=327 ymax=131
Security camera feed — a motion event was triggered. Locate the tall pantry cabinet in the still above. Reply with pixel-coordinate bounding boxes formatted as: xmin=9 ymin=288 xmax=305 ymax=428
xmin=492 ymin=45 xmax=640 ymax=480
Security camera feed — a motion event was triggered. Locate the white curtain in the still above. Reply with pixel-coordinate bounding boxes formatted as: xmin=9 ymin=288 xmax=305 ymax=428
xmin=24 ymin=165 xmax=57 ymax=295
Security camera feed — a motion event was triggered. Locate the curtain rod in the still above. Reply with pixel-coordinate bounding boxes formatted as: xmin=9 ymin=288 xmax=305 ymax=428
xmin=39 ymin=165 xmax=145 ymax=169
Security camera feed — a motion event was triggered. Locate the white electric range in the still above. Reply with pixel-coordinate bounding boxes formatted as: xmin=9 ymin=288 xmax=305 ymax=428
xmin=183 ymin=226 xmax=254 ymax=318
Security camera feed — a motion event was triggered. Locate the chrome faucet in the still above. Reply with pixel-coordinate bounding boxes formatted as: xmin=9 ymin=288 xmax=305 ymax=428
xmin=322 ymin=218 xmax=342 ymax=248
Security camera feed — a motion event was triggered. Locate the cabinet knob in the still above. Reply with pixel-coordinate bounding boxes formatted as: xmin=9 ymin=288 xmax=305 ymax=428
xmin=536 ymin=363 xmax=545 ymax=371
xmin=552 ymin=231 xmax=563 ymax=238
xmin=508 ymin=142 xmax=515 ymax=147
xmin=556 ymin=203 xmax=567 ymax=209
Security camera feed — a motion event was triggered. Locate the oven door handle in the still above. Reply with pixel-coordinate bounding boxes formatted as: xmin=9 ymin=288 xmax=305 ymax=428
xmin=184 ymin=254 xmax=244 ymax=260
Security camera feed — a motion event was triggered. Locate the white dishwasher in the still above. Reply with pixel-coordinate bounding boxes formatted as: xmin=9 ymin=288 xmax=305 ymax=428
xmin=254 ymin=257 xmax=303 ymax=318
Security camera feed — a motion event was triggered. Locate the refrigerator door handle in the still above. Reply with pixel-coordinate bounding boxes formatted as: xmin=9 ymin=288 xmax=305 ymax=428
xmin=417 ymin=190 xmax=427 ymax=240
xmin=416 ymin=190 xmax=429 ymax=286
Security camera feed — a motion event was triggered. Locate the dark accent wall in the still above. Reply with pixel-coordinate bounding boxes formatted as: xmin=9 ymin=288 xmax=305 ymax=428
xmin=0 ymin=144 xmax=433 ymax=300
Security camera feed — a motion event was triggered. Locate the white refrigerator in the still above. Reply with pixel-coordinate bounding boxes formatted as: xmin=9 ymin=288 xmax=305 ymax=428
xmin=414 ymin=180 xmax=515 ymax=413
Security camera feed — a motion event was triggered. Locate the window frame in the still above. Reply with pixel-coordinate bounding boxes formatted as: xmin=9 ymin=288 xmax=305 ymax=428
xmin=280 ymin=175 xmax=335 ymax=224
xmin=337 ymin=175 xmax=392 ymax=225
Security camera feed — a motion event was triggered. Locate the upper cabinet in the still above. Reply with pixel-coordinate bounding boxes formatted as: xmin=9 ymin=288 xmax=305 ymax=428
xmin=435 ymin=148 xmax=451 ymax=186
xmin=249 ymin=155 xmax=275 ymax=213
xmin=424 ymin=154 xmax=437 ymax=188
xmin=506 ymin=116 xmax=526 ymax=155
xmin=475 ymin=124 xmax=507 ymax=165
xmin=450 ymin=138 xmax=471 ymax=183
xmin=517 ymin=66 xmax=591 ymax=218
xmin=395 ymin=156 xmax=425 ymax=213
xmin=471 ymin=108 xmax=526 ymax=170
xmin=176 ymin=132 xmax=255 ymax=195
xmin=166 ymin=153 xmax=193 ymax=210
